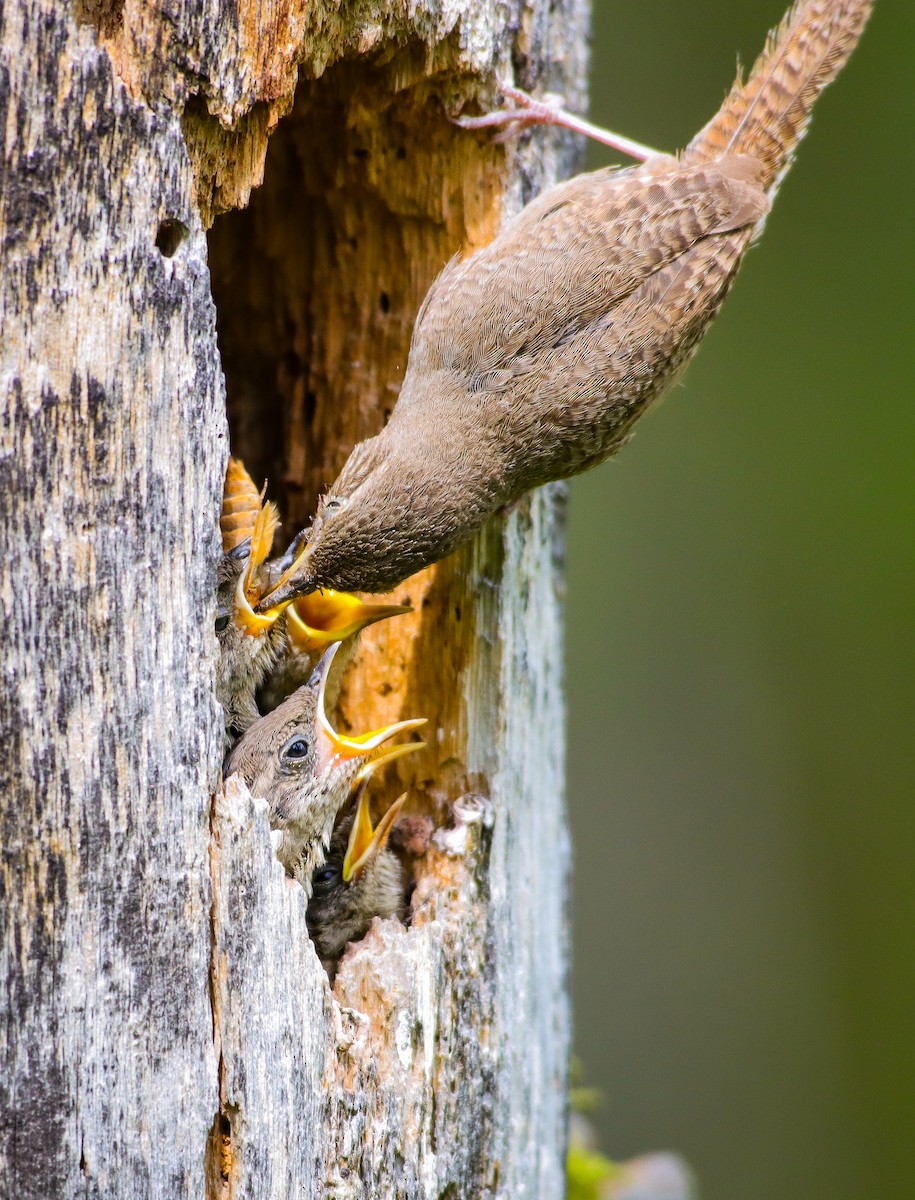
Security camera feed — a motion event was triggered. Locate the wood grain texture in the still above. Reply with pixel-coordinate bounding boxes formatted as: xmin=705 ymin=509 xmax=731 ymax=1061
xmin=1 ymin=0 xmax=585 ymax=1194
xmin=0 ymin=8 xmax=225 ymax=1198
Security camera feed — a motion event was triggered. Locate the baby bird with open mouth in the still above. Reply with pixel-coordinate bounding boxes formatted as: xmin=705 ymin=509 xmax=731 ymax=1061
xmin=225 ymin=641 xmax=425 ymax=897
xmin=306 ymin=783 xmax=412 ymax=977
xmin=258 ymin=588 xmax=412 ymax=713
xmin=216 ymin=458 xmax=288 ymax=740
xmin=217 ymin=457 xmax=412 ymax=738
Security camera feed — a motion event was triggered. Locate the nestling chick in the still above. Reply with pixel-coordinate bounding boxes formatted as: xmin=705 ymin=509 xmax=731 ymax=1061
xmin=306 ymin=784 xmax=409 ymax=976
xmin=257 ymin=0 xmax=872 ymax=607
xmin=216 ymin=458 xmax=290 ymax=738
xmin=225 ymin=642 xmax=425 ymax=896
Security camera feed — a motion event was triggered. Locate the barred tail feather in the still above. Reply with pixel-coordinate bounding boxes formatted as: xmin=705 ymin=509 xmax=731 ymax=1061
xmin=682 ymin=0 xmax=873 ymax=194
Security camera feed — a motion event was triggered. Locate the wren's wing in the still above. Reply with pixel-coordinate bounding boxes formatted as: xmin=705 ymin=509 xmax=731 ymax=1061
xmin=403 ymin=155 xmax=769 ymax=387
xmin=502 ymin=225 xmax=759 ymax=486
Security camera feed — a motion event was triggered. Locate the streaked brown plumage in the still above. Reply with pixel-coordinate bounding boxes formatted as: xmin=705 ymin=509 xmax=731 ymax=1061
xmin=224 ymin=643 xmax=426 ymax=895
xmin=257 ymin=0 xmax=872 ymax=608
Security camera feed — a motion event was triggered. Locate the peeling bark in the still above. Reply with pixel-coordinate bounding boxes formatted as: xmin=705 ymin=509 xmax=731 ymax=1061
xmin=1 ymin=1 xmax=586 ymax=1195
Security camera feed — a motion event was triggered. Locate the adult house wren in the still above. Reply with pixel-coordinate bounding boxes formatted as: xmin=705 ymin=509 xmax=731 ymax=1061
xmin=306 ymin=783 xmax=411 ymax=976
xmin=224 ymin=642 xmax=426 ymax=895
xmin=257 ymin=0 xmax=873 ymax=608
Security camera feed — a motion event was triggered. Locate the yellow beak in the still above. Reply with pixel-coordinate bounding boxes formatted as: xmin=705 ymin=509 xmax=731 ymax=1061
xmin=342 ymin=784 xmax=408 ymax=883
xmin=234 ymin=567 xmax=286 ymax=636
xmin=233 ymin=501 xmax=289 ymax=636
xmin=286 ymin=590 xmax=411 ymax=654
xmin=313 ymin=642 xmax=427 ymax=773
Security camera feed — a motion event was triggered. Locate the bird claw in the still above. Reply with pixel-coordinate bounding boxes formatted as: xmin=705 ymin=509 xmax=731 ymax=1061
xmin=452 ymin=82 xmax=568 ymax=137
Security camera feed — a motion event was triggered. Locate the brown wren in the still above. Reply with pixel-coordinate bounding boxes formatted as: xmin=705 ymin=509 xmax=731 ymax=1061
xmin=257 ymin=0 xmax=873 ymax=609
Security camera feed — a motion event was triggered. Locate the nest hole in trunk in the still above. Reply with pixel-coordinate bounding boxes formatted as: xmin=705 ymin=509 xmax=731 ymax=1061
xmin=201 ymin=44 xmax=505 ymax=904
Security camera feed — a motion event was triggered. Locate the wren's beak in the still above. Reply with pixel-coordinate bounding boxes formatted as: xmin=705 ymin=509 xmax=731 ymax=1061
xmin=312 ymin=642 xmax=426 ymax=776
xmin=254 ymin=539 xmax=313 ymax=614
xmin=342 ymin=784 xmax=408 ymax=883
xmin=286 ymin=590 xmax=412 ymax=655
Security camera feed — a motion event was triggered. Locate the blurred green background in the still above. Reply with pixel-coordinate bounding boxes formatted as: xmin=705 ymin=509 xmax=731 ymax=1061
xmin=565 ymin=2 xmax=914 ymax=1198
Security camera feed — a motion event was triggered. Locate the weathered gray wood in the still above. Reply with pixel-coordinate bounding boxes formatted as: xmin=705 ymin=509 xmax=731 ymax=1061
xmin=1 ymin=2 xmax=585 ymax=1195
xmin=0 ymin=12 xmax=224 ymax=1200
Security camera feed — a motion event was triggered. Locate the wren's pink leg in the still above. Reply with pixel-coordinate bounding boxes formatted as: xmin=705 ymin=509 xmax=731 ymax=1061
xmin=454 ymin=82 xmax=667 ymax=163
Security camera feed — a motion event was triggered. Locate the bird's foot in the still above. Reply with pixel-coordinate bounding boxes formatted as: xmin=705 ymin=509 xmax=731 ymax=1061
xmin=453 ymin=82 xmax=666 ymax=163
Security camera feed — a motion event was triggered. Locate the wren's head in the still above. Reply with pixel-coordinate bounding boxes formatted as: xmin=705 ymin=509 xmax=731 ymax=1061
xmin=224 ymin=642 xmax=425 ymax=884
xmin=256 ymin=434 xmax=426 ymax=603
xmin=256 ymin=405 xmax=505 ymax=606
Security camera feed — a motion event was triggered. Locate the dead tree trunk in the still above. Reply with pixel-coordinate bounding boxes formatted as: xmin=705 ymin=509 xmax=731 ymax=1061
xmin=0 ymin=2 xmax=587 ymax=1196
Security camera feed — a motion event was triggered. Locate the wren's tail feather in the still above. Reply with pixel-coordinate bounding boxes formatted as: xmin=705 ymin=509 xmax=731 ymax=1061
xmin=682 ymin=0 xmax=872 ymax=193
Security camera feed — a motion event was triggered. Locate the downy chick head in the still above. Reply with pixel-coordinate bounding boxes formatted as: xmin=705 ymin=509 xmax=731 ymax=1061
xmin=306 ymin=783 xmax=409 ymax=976
xmin=225 ymin=642 xmax=425 ymax=886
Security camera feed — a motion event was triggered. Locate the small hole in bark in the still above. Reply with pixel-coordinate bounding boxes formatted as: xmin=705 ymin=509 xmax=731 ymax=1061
xmin=379 ymin=291 xmax=390 ymax=313
xmin=155 ymin=218 xmax=188 ymax=258
xmin=396 ymin=146 xmax=407 ymax=159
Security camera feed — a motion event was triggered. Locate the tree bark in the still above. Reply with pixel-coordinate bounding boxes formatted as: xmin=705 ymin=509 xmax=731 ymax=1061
xmin=0 ymin=2 xmax=587 ymax=1196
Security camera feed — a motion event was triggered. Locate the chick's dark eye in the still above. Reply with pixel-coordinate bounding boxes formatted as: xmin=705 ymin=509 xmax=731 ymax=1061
xmin=281 ymin=737 xmax=309 ymax=762
xmin=214 ymin=615 xmax=229 ymax=633
xmin=313 ymin=866 xmax=339 ymax=887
